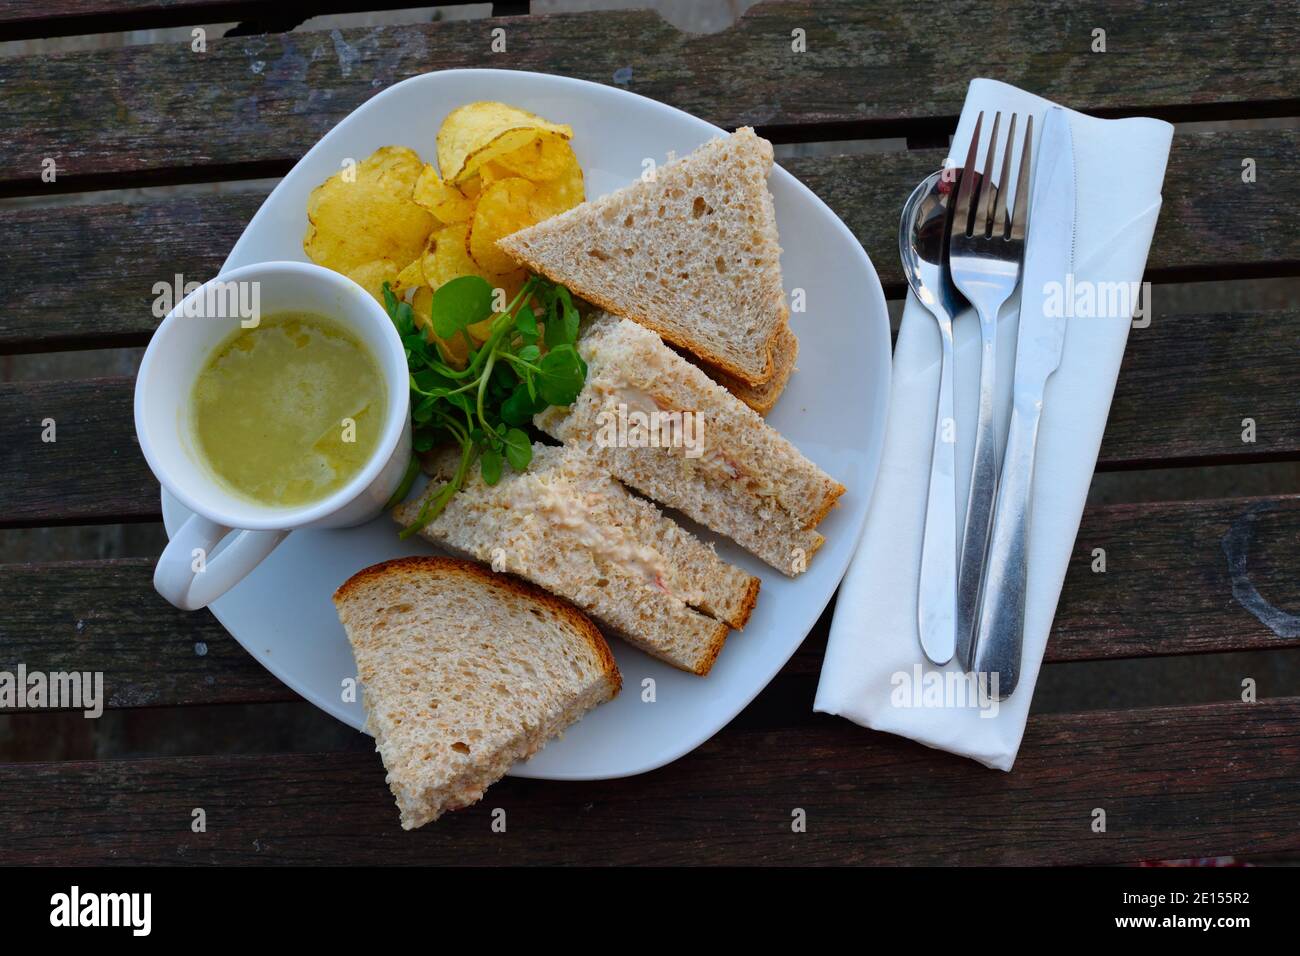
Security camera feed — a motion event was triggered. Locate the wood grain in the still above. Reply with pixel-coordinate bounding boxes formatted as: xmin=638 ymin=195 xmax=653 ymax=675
xmin=0 ymin=697 xmax=1295 ymax=864
xmin=0 ymin=559 xmax=265 ymax=709
xmin=2 ymin=129 xmax=1296 ymax=355
xmin=1 ymin=0 xmax=1297 ymax=192
xmin=1102 ymin=310 xmax=1300 ymax=469
xmin=0 ymin=377 xmax=154 ymax=527
xmin=3 ymin=304 xmax=1294 ymax=528
xmin=0 ymin=2 xmax=478 ymax=43
xmin=789 ymin=494 xmax=1300 ymax=676
xmin=3 ymin=495 xmax=1295 ymax=711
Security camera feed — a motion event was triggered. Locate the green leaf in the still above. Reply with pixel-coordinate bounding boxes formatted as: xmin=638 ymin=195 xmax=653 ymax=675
xmin=412 ymin=431 xmax=436 ymax=452
xmin=390 ymin=301 xmax=416 ymax=338
xmin=538 ymin=345 xmax=587 ymax=406
xmin=443 ymin=390 xmax=472 ymax=415
xmin=412 ymin=367 xmax=455 ymax=395
xmin=413 ymin=395 xmax=436 ymax=423
xmin=516 ymin=344 xmax=540 ymax=364
xmin=491 ymin=360 xmax=516 ymax=389
xmin=480 ymin=446 xmax=503 ymax=485
xmin=381 ymin=282 xmax=400 ymax=319
xmin=515 ymin=304 xmax=538 ymax=344
xmin=543 ymin=300 xmax=576 ymax=348
xmin=431 ymin=275 xmax=494 ymax=340
xmin=503 ymin=428 xmax=532 ymax=471
xmin=500 ymin=381 xmax=545 ymax=426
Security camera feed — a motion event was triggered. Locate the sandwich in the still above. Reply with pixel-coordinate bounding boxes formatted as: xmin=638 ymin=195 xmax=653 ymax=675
xmin=333 ymin=556 xmax=620 ymax=829
xmin=535 ymin=315 xmax=844 ymax=576
xmin=496 ymin=126 xmax=787 ymax=387
xmin=393 ymin=443 xmax=759 ymax=675
xmin=685 ymin=321 xmax=799 ymax=416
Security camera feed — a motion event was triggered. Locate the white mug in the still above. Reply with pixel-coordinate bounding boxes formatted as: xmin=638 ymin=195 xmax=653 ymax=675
xmin=135 ymin=260 xmax=412 ymax=611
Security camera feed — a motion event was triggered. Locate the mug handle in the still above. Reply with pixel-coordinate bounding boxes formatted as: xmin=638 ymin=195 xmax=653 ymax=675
xmin=154 ymin=514 xmax=288 ymax=610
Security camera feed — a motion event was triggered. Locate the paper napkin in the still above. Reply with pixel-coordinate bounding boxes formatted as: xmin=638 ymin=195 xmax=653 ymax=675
xmin=814 ymin=79 xmax=1173 ymax=770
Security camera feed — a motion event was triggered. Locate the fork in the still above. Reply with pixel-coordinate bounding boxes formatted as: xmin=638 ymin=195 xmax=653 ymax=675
xmin=948 ymin=111 xmax=1032 ymax=671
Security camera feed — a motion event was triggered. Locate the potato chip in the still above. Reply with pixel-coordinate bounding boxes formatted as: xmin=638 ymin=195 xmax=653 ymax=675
xmin=421 ymin=222 xmax=479 ymax=289
xmin=469 ymin=176 xmax=537 ymax=275
xmin=304 ymin=145 xmax=433 ymax=274
xmin=478 ymin=161 xmax=513 ymax=187
xmin=460 ymin=175 xmax=483 ymax=200
xmin=436 ymin=102 xmax=572 ymax=184
xmin=358 ymin=145 xmax=424 ymax=189
xmin=412 ymin=163 xmax=475 ymax=224
xmin=391 ymin=256 xmax=425 ymax=293
xmin=527 ymin=142 xmax=585 ymax=220
xmin=344 ymin=258 xmax=400 ymax=303
xmin=495 ymin=132 xmax=574 ymax=182
xmin=420 ymin=222 xmax=528 ymax=319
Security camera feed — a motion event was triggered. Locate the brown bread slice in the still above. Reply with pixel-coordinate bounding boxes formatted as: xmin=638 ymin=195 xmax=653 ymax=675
xmin=333 ymin=556 xmax=620 ymax=829
xmin=535 ymin=315 xmax=844 ymax=576
xmin=496 ymin=127 xmax=787 ymax=386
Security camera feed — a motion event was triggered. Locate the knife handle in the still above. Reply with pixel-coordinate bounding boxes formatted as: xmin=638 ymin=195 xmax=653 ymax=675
xmin=972 ymin=394 xmax=1044 ymax=699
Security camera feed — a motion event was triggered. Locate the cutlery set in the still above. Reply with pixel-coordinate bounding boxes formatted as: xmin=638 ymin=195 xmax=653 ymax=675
xmin=900 ymin=107 xmax=1076 ymax=698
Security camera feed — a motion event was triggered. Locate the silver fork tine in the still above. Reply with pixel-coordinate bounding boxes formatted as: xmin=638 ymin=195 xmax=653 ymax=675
xmin=974 ymin=112 xmax=1000 ymax=237
xmin=992 ymin=114 xmax=1017 ymax=238
xmin=953 ymin=111 xmax=983 ymax=235
xmin=1010 ymin=114 xmax=1033 ymax=241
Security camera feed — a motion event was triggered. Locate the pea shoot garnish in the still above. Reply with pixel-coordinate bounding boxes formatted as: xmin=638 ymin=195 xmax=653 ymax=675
xmin=380 ymin=275 xmax=587 ymax=538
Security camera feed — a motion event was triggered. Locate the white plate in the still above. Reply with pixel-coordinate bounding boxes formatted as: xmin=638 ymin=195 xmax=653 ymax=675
xmin=161 ymin=69 xmax=891 ymax=780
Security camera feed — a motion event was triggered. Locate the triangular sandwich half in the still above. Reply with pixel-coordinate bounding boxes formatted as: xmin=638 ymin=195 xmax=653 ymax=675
xmin=333 ymin=556 xmax=620 ymax=829
xmin=394 ymin=443 xmax=759 ymax=676
xmin=535 ymin=315 xmax=843 ymax=576
xmin=496 ymin=127 xmax=787 ymax=386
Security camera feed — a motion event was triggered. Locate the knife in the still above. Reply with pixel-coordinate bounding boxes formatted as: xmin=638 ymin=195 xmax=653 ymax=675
xmin=971 ymin=107 xmax=1077 ymax=699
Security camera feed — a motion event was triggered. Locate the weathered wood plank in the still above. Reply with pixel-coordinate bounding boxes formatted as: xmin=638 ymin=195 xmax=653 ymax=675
xmin=4 ymin=495 xmax=1295 ymax=710
xmin=1104 ymin=311 xmax=1300 ymax=469
xmin=0 ymin=377 xmax=155 ymax=527
xmin=785 ymin=128 xmax=1300 ymax=297
xmin=1 ymin=0 xmax=1296 ymax=192
xmin=3 ymin=304 xmax=1294 ymax=528
xmin=789 ymin=493 xmax=1300 ymax=676
xmin=3 ymin=129 xmax=1296 ymax=355
xmin=1 ymin=697 xmax=1295 ymax=865
xmin=0 ymin=559 xmax=269 ymax=709
xmin=0 ymin=2 xmax=479 ymax=43
xmin=0 ymin=192 xmax=265 ymax=354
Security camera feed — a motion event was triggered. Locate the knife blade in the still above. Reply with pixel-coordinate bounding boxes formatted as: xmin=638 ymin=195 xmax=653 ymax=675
xmin=970 ymin=107 xmax=1077 ymax=699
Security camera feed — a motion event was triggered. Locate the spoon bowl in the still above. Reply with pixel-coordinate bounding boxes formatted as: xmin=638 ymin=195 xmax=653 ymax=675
xmin=900 ymin=170 xmax=966 ymax=319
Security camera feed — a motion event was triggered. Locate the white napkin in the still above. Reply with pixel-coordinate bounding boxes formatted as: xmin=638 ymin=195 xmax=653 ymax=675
xmin=813 ymin=79 xmax=1173 ymax=770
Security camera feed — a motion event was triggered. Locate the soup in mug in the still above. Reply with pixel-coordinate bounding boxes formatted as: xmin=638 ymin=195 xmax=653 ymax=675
xmin=191 ymin=312 xmax=386 ymax=507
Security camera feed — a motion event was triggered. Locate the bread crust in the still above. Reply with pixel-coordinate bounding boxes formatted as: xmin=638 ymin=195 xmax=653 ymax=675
xmin=333 ymin=555 xmax=621 ymax=694
xmin=689 ymin=321 xmax=799 ymax=414
xmin=730 ymin=574 xmax=761 ymax=631
xmin=692 ymin=618 xmax=733 ymax=676
xmin=806 ymin=482 xmax=847 ymax=529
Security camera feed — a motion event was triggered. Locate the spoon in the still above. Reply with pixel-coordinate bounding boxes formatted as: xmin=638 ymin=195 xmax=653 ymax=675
xmin=899 ymin=169 xmax=967 ymax=666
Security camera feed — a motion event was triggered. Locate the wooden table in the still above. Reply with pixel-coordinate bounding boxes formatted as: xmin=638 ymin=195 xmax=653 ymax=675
xmin=1 ymin=0 xmax=1297 ymax=866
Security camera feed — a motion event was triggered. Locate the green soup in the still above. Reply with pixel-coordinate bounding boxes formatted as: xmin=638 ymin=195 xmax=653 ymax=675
xmin=192 ymin=312 xmax=386 ymax=507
